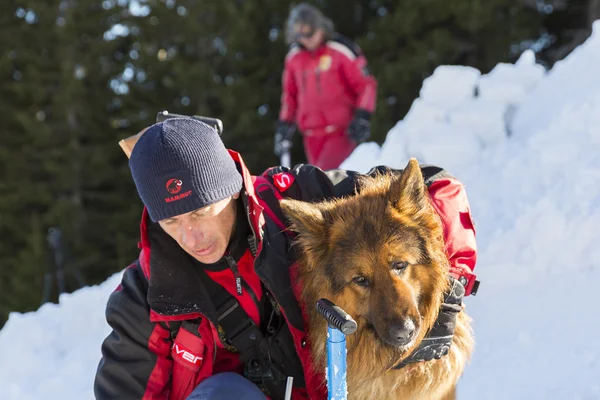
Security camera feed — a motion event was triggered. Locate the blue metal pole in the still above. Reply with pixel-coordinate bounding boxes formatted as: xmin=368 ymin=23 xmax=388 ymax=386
xmin=327 ymin=325 xmax=348 ymax=400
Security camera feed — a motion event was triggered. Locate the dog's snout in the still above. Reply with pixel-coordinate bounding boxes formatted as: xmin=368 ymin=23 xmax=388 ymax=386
xmin=389 ymin=319 xmax=416 ymax=345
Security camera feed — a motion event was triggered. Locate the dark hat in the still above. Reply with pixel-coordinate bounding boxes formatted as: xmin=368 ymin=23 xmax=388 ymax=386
xmin=129 ymin=117 xmax=242 ymax=222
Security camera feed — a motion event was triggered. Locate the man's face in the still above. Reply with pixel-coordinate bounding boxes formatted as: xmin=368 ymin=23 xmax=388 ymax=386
xmin=158 ymin=192 xmax=240 ymax=264
xmin=294 ymin=24 xmax=324 ymax=51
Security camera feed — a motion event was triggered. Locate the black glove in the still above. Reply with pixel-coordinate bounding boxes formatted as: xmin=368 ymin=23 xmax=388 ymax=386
xmin=347 ymin=109 xmax=371 ymax=143
xmin=274 ymin=120 xmax=296 ymax=157
xmin=394 ymin=276 xmax=465 ymax=369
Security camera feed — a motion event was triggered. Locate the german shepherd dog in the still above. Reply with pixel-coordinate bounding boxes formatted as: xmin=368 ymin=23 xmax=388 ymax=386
xmin=280 ymin=159 xmax=474 ymax=400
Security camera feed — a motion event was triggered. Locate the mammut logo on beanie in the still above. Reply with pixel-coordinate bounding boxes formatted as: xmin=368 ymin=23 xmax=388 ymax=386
xmin=164 ymin=176 xmax=191 ymax=203
xmin=157 ymin=170 xmax=194 ymax=204
xmin=165 ymin=190 xmax=192 ymax=203
xmin=166 ymin=178 xmax=183 ymax=194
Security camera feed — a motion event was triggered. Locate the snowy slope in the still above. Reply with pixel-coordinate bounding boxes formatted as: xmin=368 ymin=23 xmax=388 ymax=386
xmin=3 ymin=21 xmax=600 ymax=400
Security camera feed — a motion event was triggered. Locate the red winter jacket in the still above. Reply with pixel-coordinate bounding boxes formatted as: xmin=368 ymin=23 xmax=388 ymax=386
xmin=94 ymin=153 xmax=477 ymax=400
xmin=279 ymin=34 xmax=377 ymax=134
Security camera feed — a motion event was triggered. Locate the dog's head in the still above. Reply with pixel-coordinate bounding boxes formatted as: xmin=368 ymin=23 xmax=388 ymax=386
xmin=281 ymin=159 xmax=449 ymax=366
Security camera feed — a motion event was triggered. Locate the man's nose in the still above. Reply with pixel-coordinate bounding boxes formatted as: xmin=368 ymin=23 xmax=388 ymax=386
xmin=180 ymin=225 xmax=204 ymax=247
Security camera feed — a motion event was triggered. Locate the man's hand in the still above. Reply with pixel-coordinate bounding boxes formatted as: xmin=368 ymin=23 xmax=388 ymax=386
xmin=347 ymin=109 xmax=371 ymax=144
xmin=274 ymin=120 xmax=296 ymax=157
xmin=394 ymin=276 xmax=465 ymax=369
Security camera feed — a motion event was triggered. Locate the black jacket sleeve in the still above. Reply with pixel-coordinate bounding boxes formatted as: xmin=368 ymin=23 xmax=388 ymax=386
xmin=94 ymin=262 xmax=171 ymax=400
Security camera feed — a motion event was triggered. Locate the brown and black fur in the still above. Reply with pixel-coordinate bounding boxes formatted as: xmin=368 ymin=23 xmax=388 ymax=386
xmin=281 ymin=159 xmax=474 ymax=400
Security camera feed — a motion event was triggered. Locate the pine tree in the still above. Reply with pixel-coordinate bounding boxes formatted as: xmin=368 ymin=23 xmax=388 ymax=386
xmin=0 ymin=3 xmax=64 ymax=323
xmin=0 ymin=1 xmax=132 ymax=326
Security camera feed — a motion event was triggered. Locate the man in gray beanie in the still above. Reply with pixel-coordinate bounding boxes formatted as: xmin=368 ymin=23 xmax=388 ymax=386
xmin=94 ymin=117 xmax=479 ymax=400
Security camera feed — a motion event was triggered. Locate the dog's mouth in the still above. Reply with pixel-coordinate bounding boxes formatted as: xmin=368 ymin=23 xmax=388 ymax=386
xmin=366 ymin=323 xmax=418 ymax=352
xmin=394 ymin=337 xmax=417 ymax=352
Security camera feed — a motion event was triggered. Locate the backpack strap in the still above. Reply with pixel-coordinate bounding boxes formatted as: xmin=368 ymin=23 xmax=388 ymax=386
xmin=193 ymin=267 xmax=304 ymax=396
xmin=159 ymin=319 xmax=202 ymax=341
xmin=156 ymin=273 xmax=264 ymax=356
xmin=253 ymin=176 xmax=294 ymax=236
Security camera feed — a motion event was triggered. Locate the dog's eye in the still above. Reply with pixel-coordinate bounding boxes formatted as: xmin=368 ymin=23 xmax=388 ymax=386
xmin=392 ymin=261 xmax=409 ymax=271
xmin=352 ymin=276 xmax=369 ymax=287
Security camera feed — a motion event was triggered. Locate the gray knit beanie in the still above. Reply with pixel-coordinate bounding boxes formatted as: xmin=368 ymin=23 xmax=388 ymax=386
xmin=285 ymin=3 xmax=334 ymax=45
xmin=129 ymin=117 xmax=243 ymax=222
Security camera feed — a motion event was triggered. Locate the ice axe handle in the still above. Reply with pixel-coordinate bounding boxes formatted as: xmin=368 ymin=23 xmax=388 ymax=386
xmin=156 ymin=110 xmax=223 ymax=135
xmin=316 ymin=299 xmax=357 ymax=335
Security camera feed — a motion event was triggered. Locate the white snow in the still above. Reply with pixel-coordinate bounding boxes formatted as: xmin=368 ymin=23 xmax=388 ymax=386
xmin=0 ymin=273 xmax=121 ymax=400
xmin=3 ymin=20 xmax=600 ymax=400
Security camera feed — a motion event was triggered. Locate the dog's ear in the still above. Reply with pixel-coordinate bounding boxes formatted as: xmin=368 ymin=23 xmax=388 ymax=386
xmin=280 ymin=199 xmax=331 ymax=238
xmin=390 ymin=158 xmax=428 ymax=214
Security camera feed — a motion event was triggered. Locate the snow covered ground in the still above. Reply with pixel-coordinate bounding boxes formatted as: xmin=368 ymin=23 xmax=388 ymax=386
xmin=3 ymin=21 xmax=600 ymax=400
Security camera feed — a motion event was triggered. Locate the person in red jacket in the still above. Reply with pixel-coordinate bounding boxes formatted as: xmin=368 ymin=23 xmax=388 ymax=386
xmin=94 ymin=117 xmax=478 ymax=400
xmin=274 ymin=3 xmax=378 ymax=170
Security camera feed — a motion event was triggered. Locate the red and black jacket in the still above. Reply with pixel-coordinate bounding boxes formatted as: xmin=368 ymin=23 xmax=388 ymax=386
xmin=279 ymin=34 xmax=378 ymax=134
xmin=94 ymin=151 xmax=477 ymax=400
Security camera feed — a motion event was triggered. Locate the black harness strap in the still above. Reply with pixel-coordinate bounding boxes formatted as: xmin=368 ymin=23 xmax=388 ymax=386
xmin=160 ymin=319 xmax=202 ymax=342
xmin=196 ymin=267 xmax=304 ymax=398
xmin=211 ymin=281 xmax=265 ymax=359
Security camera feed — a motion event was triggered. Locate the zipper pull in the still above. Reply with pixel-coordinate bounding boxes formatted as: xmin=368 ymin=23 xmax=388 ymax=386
xmin=226 ymin=255 xmax=243 ymax=295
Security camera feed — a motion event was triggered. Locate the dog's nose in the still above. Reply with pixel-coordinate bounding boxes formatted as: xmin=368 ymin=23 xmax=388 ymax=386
xmin=389 ymin=319 xmax=416 ymax=345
